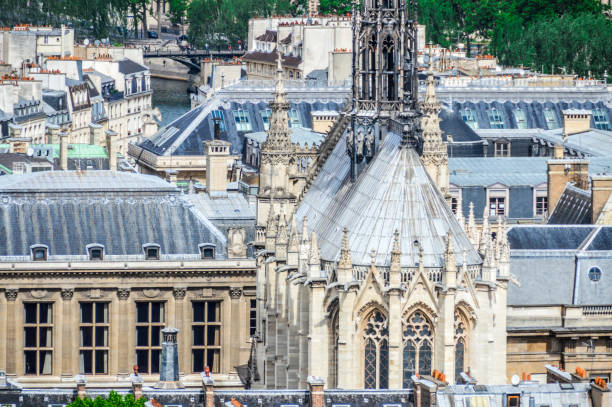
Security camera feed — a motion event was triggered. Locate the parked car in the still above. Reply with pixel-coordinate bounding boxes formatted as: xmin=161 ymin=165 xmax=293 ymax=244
xmin=147 ymin=31 xmax=159 ymax=39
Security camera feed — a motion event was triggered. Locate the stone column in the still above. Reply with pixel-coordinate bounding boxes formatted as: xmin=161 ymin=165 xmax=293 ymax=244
xmin=117 ymin=288 xmax=131 ymax=378
xmin=307 ymin=278 xmax=328 ymax=385
xmin=388 ymin=287 xmax=402 ymax=389
xmin=4 ymin=289 xmax=18 ymax=377
xmin=229 ymin=288 xmax=242 ymax=374
xmin=61 ymin=289 xmax=74 ymax=379
xmin=201 ymin=371 xmax=215 ymax=407
xmin=307 ymin=376 xmax=325 ymax=407
xmin=173 ymin=288 xmax=187 ymax=377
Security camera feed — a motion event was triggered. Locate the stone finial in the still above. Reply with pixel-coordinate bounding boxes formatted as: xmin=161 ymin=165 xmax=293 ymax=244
xmin=276 ymin=208 xmax=288 ymax=245
xmin=288 ymin=214 xmax=299 ymax=253
xmin=301 ymin=216 xmax=309 ymax=244
xmin=308 ymin=232 xmax=320 ymax=266
xmin=479 ymin=207 xmax=490 ymax=254
xmin=456 ymin=208 xmax=465 ymax=231
xmin=445 ymin=232 xmax=456 ymax=271
xmin=467 ymin=202 xmax=478 ymax=246
xmin=338 ymin=228 xmax=352 ymax=269
xmin=266 ymin=206 xmax=278 ymax=238
xmin=389 ymin=230 xmax=402 ymax=286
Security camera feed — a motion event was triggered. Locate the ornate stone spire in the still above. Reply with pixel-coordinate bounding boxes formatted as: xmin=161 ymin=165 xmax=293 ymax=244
xmin=266 ymin=205 xmax=277 ymax=237
xmin=301 ymin=216 xmax=309 ymax=244
xmin=479 ymin=207 xmax=490 ymax=254
xmin=445 ymin=232 xmax=456 ymax=272
xmin=308 ymin=232 xmax=321 ymax=277
xmin=276 ymin=206 xmax=288 ymax=244
xmin=262 ymin=50 xmax=293 ymax=153
xmin=456 ymin=208 xmax=465 ymax=231
xmin=338 ymin=228 xmax=352 ymax=269
xmin=420 ymin=50 xmax=449 ymax=193
xmin=337 ymin=228 xmax=353 ymax=284
xmin=288 ymin=214 xmax=299 ymax=253
xmin=389 ymin=230 xmax=401 ymax=286
xmin=467 ymin=202 xmax=478 ymax=246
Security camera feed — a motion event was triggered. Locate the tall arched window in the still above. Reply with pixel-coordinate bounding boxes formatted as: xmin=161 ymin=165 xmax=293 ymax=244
xmin=382 ymin=35 xmax=396 ymax=101
xmin=454 ymin=310 xmax=469 ymax=382
xmin=363 ymin=310 xmax=389 ymax=389
xmin=402 ymin=311 xmax=433 ymax=387
xmin=328 ymin=303 xmax=339 ymax=388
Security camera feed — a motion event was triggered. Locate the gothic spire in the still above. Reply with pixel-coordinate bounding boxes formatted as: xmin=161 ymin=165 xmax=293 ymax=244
xmin=261 ymin=50 xmax=293 ymax=153
xmin=309 ymin=232 xmax=321 ymax=267
xmin=389 ymin=230 xmax=402 ymax=286
xmin=288 ymin=214 xmax=299 ymax=253
xmin=338 ymin=228 xmax=352 ymax=269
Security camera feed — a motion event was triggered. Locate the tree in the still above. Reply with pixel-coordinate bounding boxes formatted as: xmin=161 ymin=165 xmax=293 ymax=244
xmin=319 ymin=0 xmax=352 ymax=15
xmin=67 ymin=391 xmax=146 ymax=407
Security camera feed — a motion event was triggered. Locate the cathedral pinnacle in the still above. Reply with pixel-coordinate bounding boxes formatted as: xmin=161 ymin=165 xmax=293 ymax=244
xmin=338 ymin=228 xmax=352 ymax=269
xmin=309 ymin=232 xmax=321 ymax=266
xmin=390 ymin=230 xmax=401 ymax=286
xmin=445 ymin=232 xmax=456 ymax=271
xmin=289 ymin=214 xmax=299 ymax=252
xmin=391 ymin=230 xmax=401 ymax=266
xmin=261 ymin=49 xmax=293 ymax=154
xmin=301 ymin=216 xmax=309 ymax=244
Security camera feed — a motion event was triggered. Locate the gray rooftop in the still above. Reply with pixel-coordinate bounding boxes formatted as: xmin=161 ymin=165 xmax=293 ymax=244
xmin=0 ymin=171 xmax=177 ymax=194
xmin=245 ymin=127 xmax=325 ymax=148
xmin=296 ymin=131 xmax=481 ymax=268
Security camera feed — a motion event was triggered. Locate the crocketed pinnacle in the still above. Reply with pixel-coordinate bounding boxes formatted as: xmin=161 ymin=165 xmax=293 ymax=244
xmin=262 ymin=50 xmax=294 ymax=153
xmin=391 ymin=229 xmax=401 ymax=266
xmin=338 ymin=227 xmax=352 ymax=269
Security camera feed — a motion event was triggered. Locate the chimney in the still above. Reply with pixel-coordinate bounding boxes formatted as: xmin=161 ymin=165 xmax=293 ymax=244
xmin=75 ymin=375 xmax=87 ymax=400
xmin=165 ymin=169 xmax=178 ymax=185
xmin=46 ymin=124 xmax=60 ymax=144
xmin=553 ymin=143 xmax=564 ymax=159
xmin=89 ymin=123 xmax=103 ymax=146
xmin=105 ymin=130 xmax=118 ymax=171
xmin=154 ymin=328 xmax=184 ymax=389
xmin=547 ymin=158 xmax=589 ymax=214
xmin=204 ymin=139 xmax=231 ymax=195
xmin=562 ymin=109 xmax=592 ymax=139
xmin=591 ymin=175 xmax=612 ymax=224
xmin=59 ymin=131 xmax=69 ymax=170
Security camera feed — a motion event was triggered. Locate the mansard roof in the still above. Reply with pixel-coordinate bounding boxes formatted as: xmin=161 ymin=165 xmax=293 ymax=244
xmin=0 ymin=172 xmax=227 ymax=260
xmin=296 ymin=131 xmax=481 ymax=268
xmin=548 ymin=183 xmax=592 ymax=225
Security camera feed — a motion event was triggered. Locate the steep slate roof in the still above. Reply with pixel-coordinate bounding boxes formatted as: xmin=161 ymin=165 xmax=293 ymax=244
xmin=242 ymin=51 xmax=302 ymax=68
xmin=0 ymin=171 xmax=227 ymax=259
xmin=0 ymin=171 xmax=174 ymax=193
xmin=255 ymin=30 xmax=277 ymax=42
xmin=548 ymin=183 xmax=592 ymax=225
xmin=118 ymin=59 xmax=148 ymax=75
xmin=296 ymin=131 xmax=481 ymax=268
xmin=246 ymin=127 xmax=324 ymax=148
xmin=508 ymin=225 xmax=612 ymax=306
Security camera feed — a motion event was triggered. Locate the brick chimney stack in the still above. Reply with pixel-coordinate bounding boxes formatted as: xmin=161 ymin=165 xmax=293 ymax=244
xmin=591 ymin=175 xmax=612 ymax=223
xmin=547 ymin=159 xmax=589 ymax=215
xmin=89 ymin=123 xmax=103 ymax=146
xmin=204 ymin=139 xmax=231 ymax=195
xmin=59 ymin=131 xmax=69 ymax=170
xmin=105 ymin=130 xmax=118 ymax=171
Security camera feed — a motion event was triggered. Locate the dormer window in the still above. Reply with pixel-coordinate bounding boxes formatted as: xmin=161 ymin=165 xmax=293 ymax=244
xmin=31 ymin=245 xmax=48 ymax=261
xmin=143 ymin=244 xmax=160 ymax=260
xmin=199 ymin=244 xmax=216 ymax=260
xmin=87 ymin=244 xmax=104 ymax=260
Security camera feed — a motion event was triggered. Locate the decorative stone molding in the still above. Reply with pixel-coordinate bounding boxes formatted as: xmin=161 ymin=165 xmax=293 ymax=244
xmin=88 ymin=289 xmax=102 ymax=299
xmin=229 ymin=288 xmax=242 ymax=299
xmin=117 ymin=288 xmax=131 ymax=301
xmin=5 ymin=289 xmax=18 ymax=301
xmin=30 ymin=289 xmax=49 ymax=299
xmin=173 ymin=288 xmax=186 ymax=300
xmin=61 ymin=289 xmax=74 ymax=301
xmin=142 ymin=289 xmax=160 ymax=298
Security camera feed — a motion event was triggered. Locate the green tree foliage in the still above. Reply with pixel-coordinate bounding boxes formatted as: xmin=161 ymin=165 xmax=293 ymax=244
xmin=67 ymin=391 xmax=146 ymax=407
xmin=418 ymin=0 xmax=611 ymax=79
xmin=319 ymin=0 xmax=353 ymax=15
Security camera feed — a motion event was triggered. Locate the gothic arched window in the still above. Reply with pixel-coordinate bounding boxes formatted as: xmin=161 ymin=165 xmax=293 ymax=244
xmin=363 ymin=310 xmax=389 ymax=389
xmin=382 ymin=36 xmax=396 ymax=101
xmin=402 ymin=311 xmax=434 ymax=387
xmin=454 ymin=310 xmax=469 ymax=382
xmin=328 ymin=303 xmax=339 ymax=388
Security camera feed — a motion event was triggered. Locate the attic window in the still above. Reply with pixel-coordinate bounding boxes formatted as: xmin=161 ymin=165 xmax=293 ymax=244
xmin=199 ymin=244 xmax=216 ymax=260
xmin=88 ymin=245 xmax=104 ymax=260
xmin=588 ymin=267 xmax=602 ymax=282
xmin=593 ymin=108 xmax=610 ymax=130
xmin=544 ymin=108 xmax=559 ymax=129
xmin=460 ymin=108 xmax=478 ymax=130
xmin=487 ymin=108 xmax=505 ymax=129
xmin=143 ymin=244 xmax=160 ymax=260
xmin=31 ymin=246 xmax=48 ymax=261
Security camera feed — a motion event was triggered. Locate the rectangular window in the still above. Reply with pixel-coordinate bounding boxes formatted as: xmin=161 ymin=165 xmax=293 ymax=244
xmin=489 ymin=196 xmax=506 ymax=216
xmin=79 ymin=303 xmax=109 ymax=374
xmin=260 ymin=109 xmax=271 ymax=131
xmin=461 ymin=108 xmax=479 ymax=129
xmin=249 ymin=299 xmax=257 ymax=337
xmin=535 ymin=196 xmax=548 ymax=217
xmin=544 ymin=108 xmax=559 ymax=129
xmin=593 ymin=108 xmax=610 ymax=130
xmin=487 ymin=108 xmax=505 ymax=129
xmin=135 ymin=302 xmax=165 ymax=373
xmin=514 ymin=109 xmax=528 ymax=129
xmin=24 ymin=303 xmax=53 ymax=375
xmin=233 ymin=109 xmax=252 ymax=132
xmin=494 ymin=142 xmax=510 ymax=157
xmin=211 ymin=110 xmax=226 ymax=132
xmin=192 ymin=301 xmax=221 ymax=373
xmin=288 ymin=109 xmax=302 ymax=128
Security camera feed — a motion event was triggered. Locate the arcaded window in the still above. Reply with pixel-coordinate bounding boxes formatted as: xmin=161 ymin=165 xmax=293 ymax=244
xmin=192 ymin=301 xmax=221 ymax=373
xmin=454 ymin=311 xmax=469 ymax=381
xmin=24 ymin=303 xmax=53 ymax=375
xmin=402 ymin=311 xmax=433 ymax=387
xmin=136 ymin=302 xmax=165 ymax=373
xmin=363 ymin=310 xmax=389 ymax=389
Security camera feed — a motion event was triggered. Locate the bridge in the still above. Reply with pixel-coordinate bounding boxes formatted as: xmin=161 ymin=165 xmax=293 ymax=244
xmin=143 ymin=49 xmax=246 ymax=73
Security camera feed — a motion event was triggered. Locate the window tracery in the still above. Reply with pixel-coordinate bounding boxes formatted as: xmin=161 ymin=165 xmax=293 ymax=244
xmin=402 ymin=311 xmax=433 ymax=387
xmin=363 ymin=310 xmax=389 ymax=389
xmin=454 ymin=310 xmax=468 ymax=382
